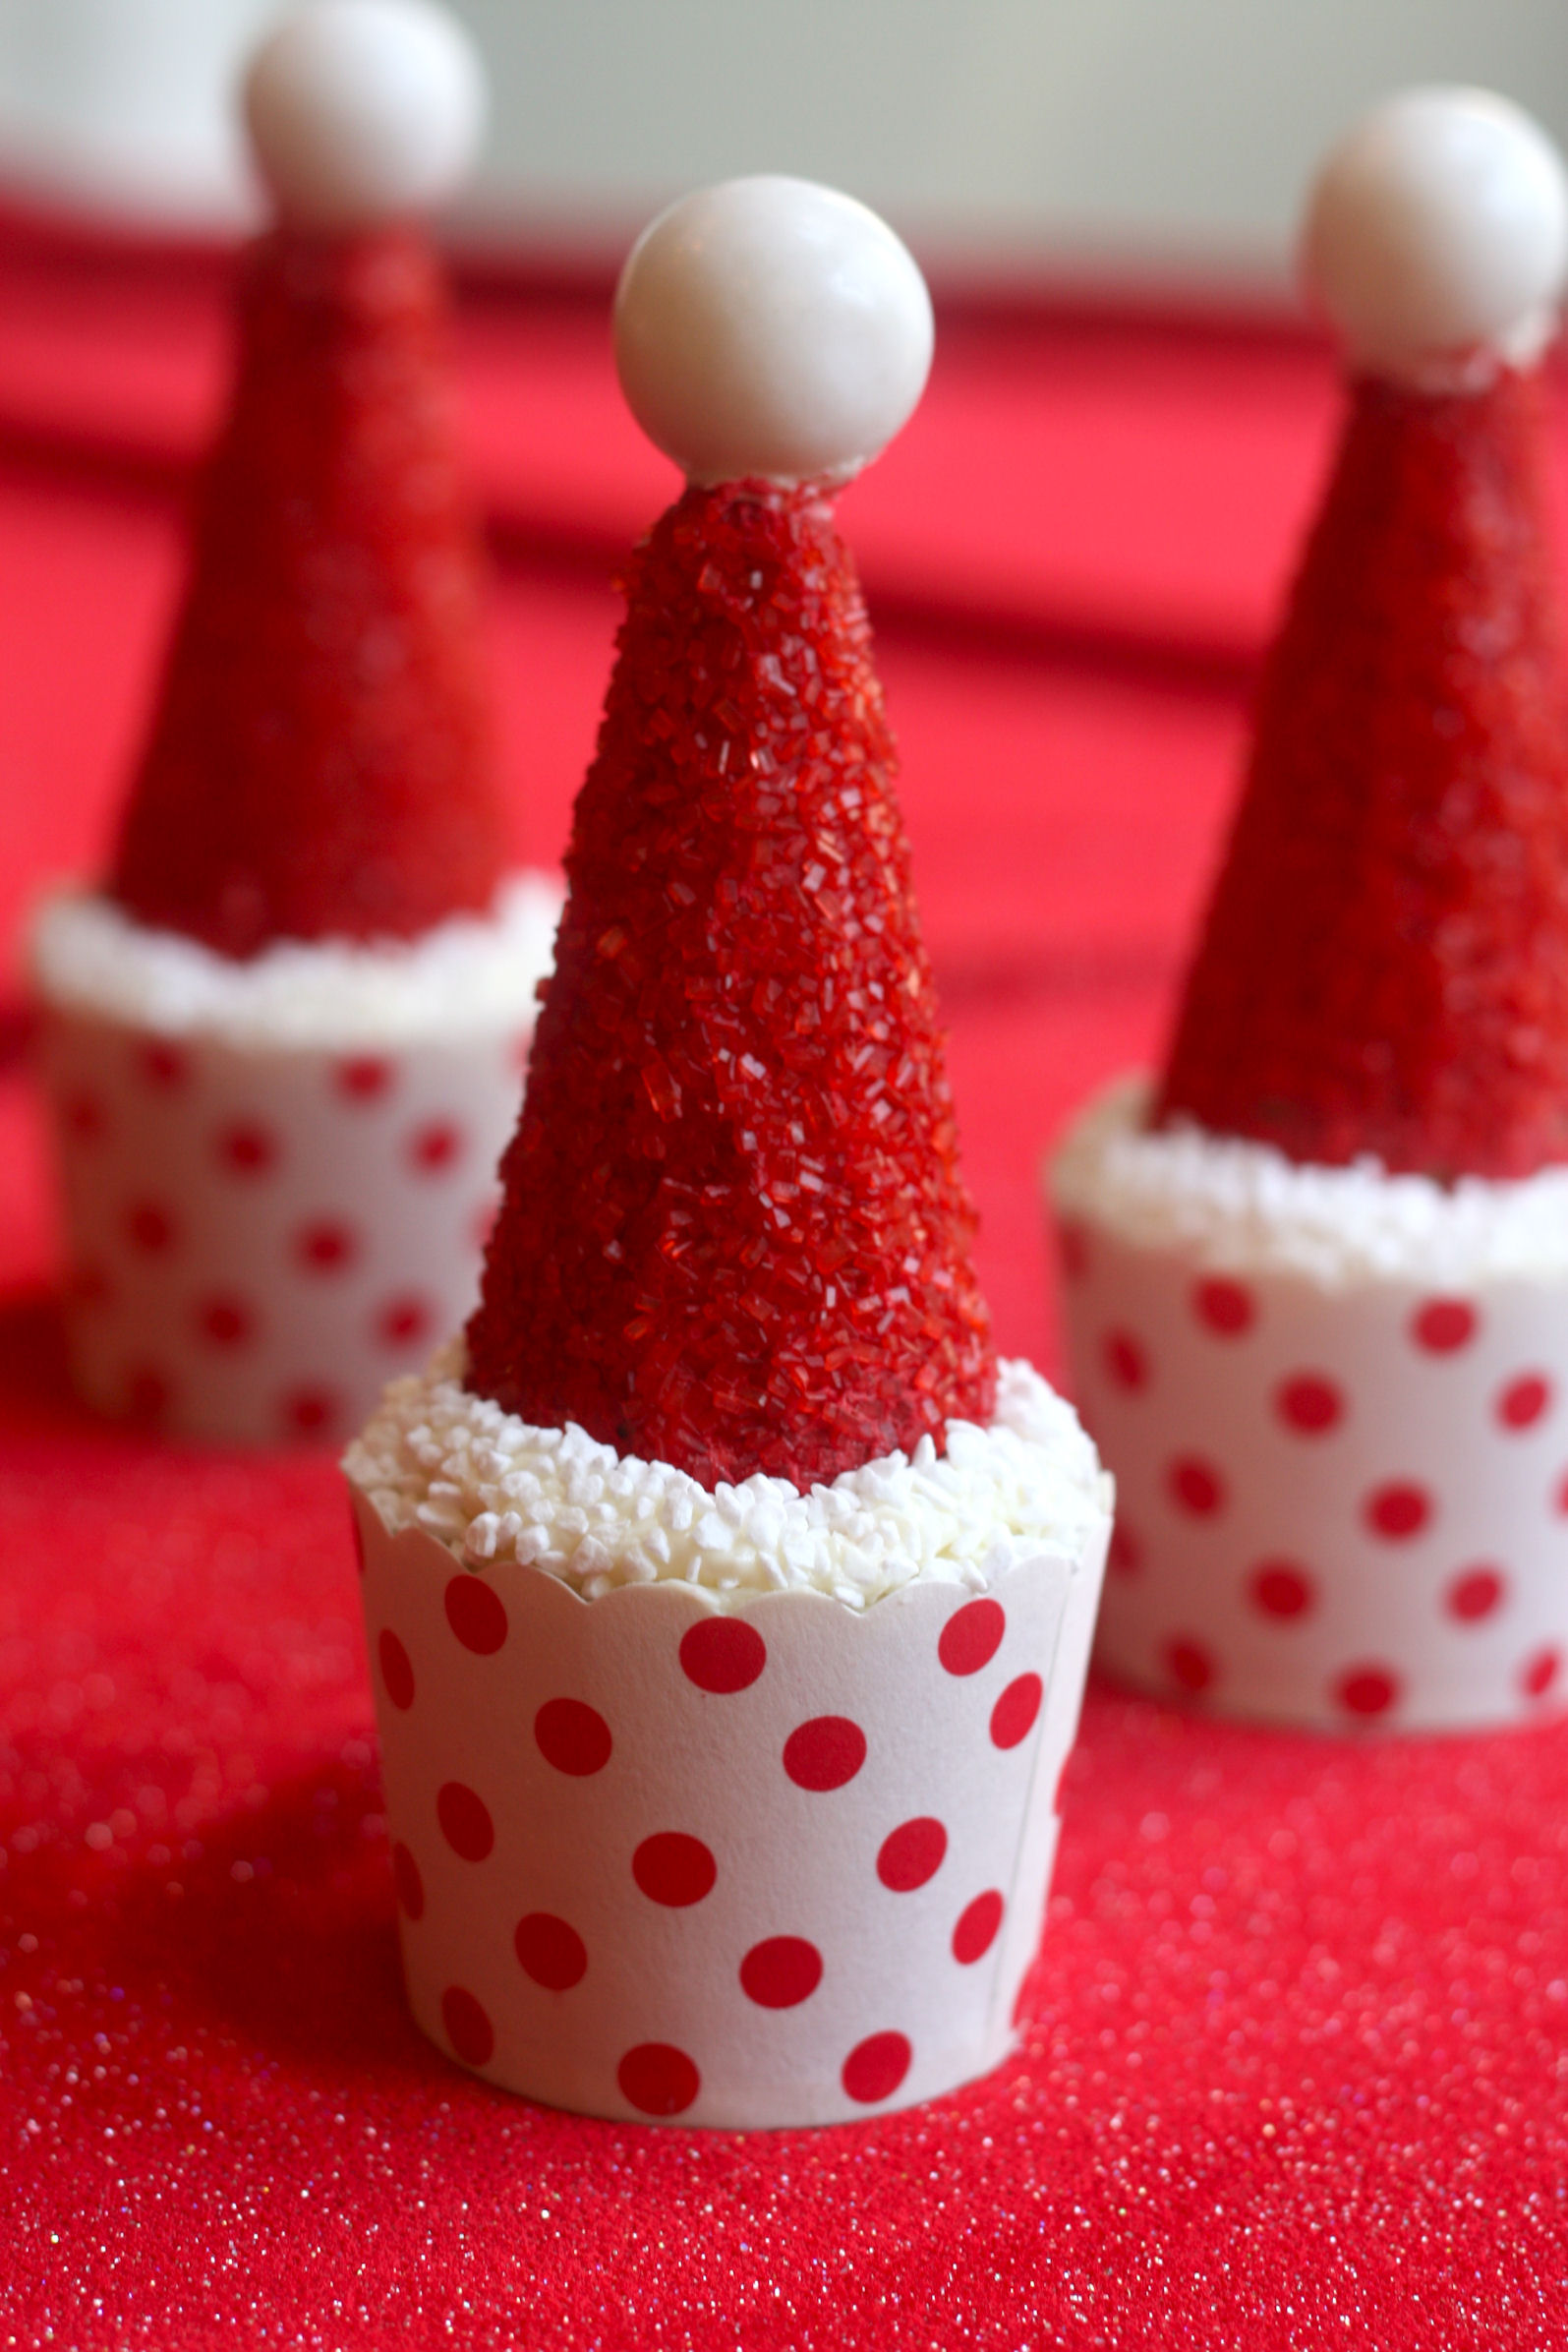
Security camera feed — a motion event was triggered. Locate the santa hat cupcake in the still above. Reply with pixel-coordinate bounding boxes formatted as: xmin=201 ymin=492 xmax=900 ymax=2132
xmin=347 ymin=175 xmax=1111 ymax=2126
xmin=30 ymin=0 xmax=559 ymax=1448
xmin=1051 ymin=88 xmax=1568 ymax=1732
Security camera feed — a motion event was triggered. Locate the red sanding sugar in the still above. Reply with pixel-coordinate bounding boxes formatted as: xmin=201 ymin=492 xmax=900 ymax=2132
xmin=109 ymin=226 xmax=507 ymax=959
xmin=465 ymin=480 xmax=995 ymax=1489
xmin=1159 ymin=369 xmax=1568 ymax=1180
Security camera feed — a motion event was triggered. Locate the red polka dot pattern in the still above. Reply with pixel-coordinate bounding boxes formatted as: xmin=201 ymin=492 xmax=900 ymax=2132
xmin=938 ymin=1599 xmax=1006 ymax=1677
xmin=1336 ymin=1667 xmax=1399 ymax=1720
xmin=842 ymin=2031 xmax=912 ymax=2106
xmin=1168 ymin=1457 xmax=1225 ymax=1517
xmin=410 ymin=1120 xmax=463 ymax=1174
xmin=1413 ymin=1298 xmax=1478 ymax=1353
xmin=632 ymin=1833 xmax=716 ymax=1908
xmin=990 ymin=1674 xmax=1044 ymax=1748
xmin=679 ymin=1618 xmax=766 ymax=1694
xmin=1067 ymin=1204 xmax=1568 ymax=1732
xmin=952 ymin=1890 xmax=1004 ymax=1965
xmin=1192 ymin=1277 xmax=1254 ymax=1336
xmin=348 ymin=1485 xmax=1105 ymax=2127
xmin=63 ymin=1088 xmax=106 ymax=1141
xmin=739 ymin=1937 xmax=823 ymax=2009
xmin=443 ymin=1575 xmax=508 ymax=1657
xmin=281 ymin=1385 xmax=338 ymax=1439
xmin=295 ymin=1220 xmax=358 ymax=1273
xmin=1447 ymin=1566 xmax=1504 ymax=1623
xmin=436 ymin=1782 xmax=494 ymax=1863
xmin=125 ymin=1363 xmax=171 ymax=1424
xmin=336 ymin=1055 xmax=392 ymax=1101
xmin=216 ymin=1120 xmax=277 ymax=1175
xmin=377 ymin=1630 xmax=414 ymax=1712
xmin=1523 ymin=1648 xmax=1560 ymax=1698
xmin=877 ymin=1816 xmax=948 ymax=1893
xmin=534 ymin=1699 xmax=612 ymax=1778
xmin=440 ymin=1987 xmax=494 ymax=2069
xmin=1498 ymin=1375 xmax=1552 ymax=1432
xmin=125 ymin=1202 xmax=176 ymax=1255
xmin=1103 ymin=1329 xmax=1148 ymax=1391
xmin=1250 ymin=1562 xmax=1313 ymax=1620
xmin=617 ymin=2044 xmax=700 ymax=2118
xmin=1275 ymin=1374 xmax=1344 ymax=1435
xmin=72 ymin=1262 xmax=113 ymax=1311
xmin=138 ymin=1040 xmax=188 ymax=1090
xmin=783 ymin=1717 xmax=867 ymax=1792
xmin=1107 ymin=1521 xmax=1141 ymax=1577
xmin=44 ymin=982 xmax=551 ymax=1449
xmin=198 ymin=1295 xmax=256 ymax=1349
xmin=514 ymin=1912 xmax=588 ymax=1991
xmin=377 ymin=1296 xmax=433 ymax=1351
xmin=1365 ymin=1483 xmax=1431 ymax=1541
xmin=391 ymin=1842 xmax=424 ymax=1920
xmin=1164 ymin=1640 xmax=1214 ymax=1696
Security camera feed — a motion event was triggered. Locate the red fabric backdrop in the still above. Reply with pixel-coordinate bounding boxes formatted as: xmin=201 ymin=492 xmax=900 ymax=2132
xmin=2 ymin=217 xmax=1568 ymax=2348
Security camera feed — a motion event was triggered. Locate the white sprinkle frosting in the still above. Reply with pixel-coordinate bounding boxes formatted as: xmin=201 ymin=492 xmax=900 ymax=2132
xmin=1051 ymin=1075 xmax=1568 ymax=1287
xmin=29 ymin=874 xmax=560 ymax=1050
xmin=345 ymin=1346 xmax=1109 ymax=1611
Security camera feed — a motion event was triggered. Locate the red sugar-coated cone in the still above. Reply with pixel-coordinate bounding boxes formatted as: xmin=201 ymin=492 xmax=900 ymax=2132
xmin=465 ymin=479 xmax=996 ymax=1490
xmin=109 ymin=225 xmax=507 ymax=960
xmin=1158 ymin=366 xmax=1568 ymax=1180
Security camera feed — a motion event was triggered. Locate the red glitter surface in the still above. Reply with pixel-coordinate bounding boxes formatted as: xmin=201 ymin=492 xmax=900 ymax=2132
xmin=108 ymin=227 xmax=507 ymax=958
xmin=14 ymin=227 xmax=1568 ymax=2345
xmin=466 ymin=481 xmax=995 ymax=1488
xmin=1159 ymin=370 xmax=1568 ymax=1177
xmin=4 ymin=1326 xmax=1568 ymax=2347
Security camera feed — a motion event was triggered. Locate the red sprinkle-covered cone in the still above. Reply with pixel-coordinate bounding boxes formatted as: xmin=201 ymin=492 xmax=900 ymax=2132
xmin=1158 ymin=368 xmax=1568 ymax=1180
xmin=465 ymin=480 xmax=996 ymax=1489
xmin=109 ymin=225 xmax=507 ymax=959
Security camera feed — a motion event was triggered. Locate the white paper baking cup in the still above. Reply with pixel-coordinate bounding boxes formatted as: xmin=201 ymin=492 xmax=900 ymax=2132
xmin=349 ymin=1477 xmax=1109 ymax=2127
xmin=31 ymin=882 xmax=558 ymax=1446
xmin=1050 ymin=1079 xmax=1568 ymax=1734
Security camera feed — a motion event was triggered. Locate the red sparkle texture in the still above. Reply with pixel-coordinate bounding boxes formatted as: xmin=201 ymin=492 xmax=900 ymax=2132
xmin=466 ymin=480 xmax=995 ymax=1488
xmin=108 ymin=226 xmax=507 ymax=958
xmin=1159 ymin=370 xmax=1568 ymax=1177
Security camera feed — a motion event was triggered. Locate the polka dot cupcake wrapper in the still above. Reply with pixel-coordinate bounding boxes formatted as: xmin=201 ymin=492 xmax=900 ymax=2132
xmin=349 ymin=1488 xmax=1108 ymax=2128
xmin=38 ymin=1003 xmax=534 ymax=1447
xmin=1057 ymin=1209 xmax=1568 ymax=1734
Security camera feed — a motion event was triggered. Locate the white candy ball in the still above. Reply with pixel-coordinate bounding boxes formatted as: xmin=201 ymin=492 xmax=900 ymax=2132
xmin=1303 ymin=87 xmax=1568 ymax=382
xmin=245 ymin=0 xmax=486 ymax=231
xmin=613 ymin=175 xmax=934 ymax=486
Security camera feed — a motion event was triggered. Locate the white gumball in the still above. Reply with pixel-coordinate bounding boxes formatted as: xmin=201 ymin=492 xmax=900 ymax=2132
xmin=1303 ymin=87 xmax=1568 ymax=383
xmin=244 ymin=0 xmax=486 ymax=232
xmin=613 ymin=175 xmax=934 ymax=487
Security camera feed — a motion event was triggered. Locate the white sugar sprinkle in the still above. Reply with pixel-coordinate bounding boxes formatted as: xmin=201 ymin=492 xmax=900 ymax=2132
xmin=1051 ymin=1075 xmax=1568 ymax=1286
xmin=345 ymin=1344 xmax=1109 ymax=1611
xmin=29 ymin=873 xmax=561 ymax=1049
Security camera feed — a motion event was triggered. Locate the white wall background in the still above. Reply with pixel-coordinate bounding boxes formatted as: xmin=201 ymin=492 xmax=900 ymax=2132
xmin=456 ymin=0 xmax=1568 ymax=273
xmin=1 ymin=0 xmax=1566 ymax=273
